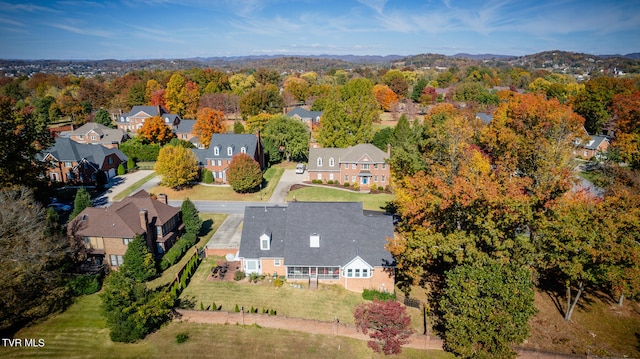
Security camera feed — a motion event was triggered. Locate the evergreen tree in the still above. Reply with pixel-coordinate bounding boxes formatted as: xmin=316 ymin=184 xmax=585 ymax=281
xmin=233 ymin=120 xmax=245 ymax=134
xmin=70 ymin=187 xmax=92 ymax=219
xmin=181 ymin=198 xmax=202 ymax=235
xmin=121 ymin=235 xmax=157 ymax=282
xmin=94 ymin=108 xmax=114 ymax=128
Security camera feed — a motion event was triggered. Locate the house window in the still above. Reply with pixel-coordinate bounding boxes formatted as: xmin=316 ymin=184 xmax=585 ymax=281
xmin=352 ymin=163 xmax=356 ymax=169
xmin=347 ymin=269 xmax=353 ymax=277
xmin=217 ymin=160 xmax=222 ymax=166
xmin=110 ymin=255 xmax=124 ymax=267
xmin=83 ymin=237 xmax=90 ymax=244
xmin=329 ymin=157 xmax=334 ymax=167
xmin=362 ymin=164 xmax=369 ymax=170
xmin=108 ymin=157 xmax=113 ymax=164
xmin=64 ymin=161 xmax=73 ymax=168
xmin=345 ymin=175 xmax=348 ymax=182
xmin=362 ymin=269 xmax=368 ymax=277
xmin=381 ymin=175 xmax=386 ymax=182
xmin=317 ymin=157 xmax=322 ymax=167
xmin=344 ymin=163 xmax=349 ymax=169
xmin=91 ymin=135 xmax=97 ymax=140
xmin=241 ymin=146 xmax=246 ymax=154
xmin=352 ymin=175 xmax=356 ymax=183
xmin=382 ymin=163 xmax=386 ymax=169
xmin=214 ymin=147 xmax=219 ymax=156
xmin=374 ymin=163 xmax=378 ymax=169
xmin=218 ymin=171 xmax=223 ymax=179
xmin=317 ymin=173 xmax=322 ymax=180
xmin=355 ymin=269 xmax=361 ymax=277
xmin=329 ymin=173 xmax=334 ymax=180
xmin=123 ymin=238 xmax=133 ymax=245
xmin=260 ymin=234 xmax=270 ymax=250
xmin=274 ymin=259 xmax=281 ymax=266
xmin=227 ymin=147 xmax=233 ymax=156
xmin=374 ymin=175 xmax=378 ymax=182
xmin=584 ymin=151 xmax=588 ymax=157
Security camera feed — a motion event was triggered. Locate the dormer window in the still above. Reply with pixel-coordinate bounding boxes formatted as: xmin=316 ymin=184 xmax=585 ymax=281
xmin=260 ymin=231 xmax=271 ymax=250
xmin=214 ymin=146 xmax=219 ymax=156
xmin=227 ymin=146 xmax=233 ymax=156
xmin=329 ymin=157 xmax=334 ymax=167
xmin=317 ymin=157 xmax=322 ymax=167
xmin=241 ymin=146 xmax=246 ymax=154
xmin=310 ymin=233 xmax=320 ymax=248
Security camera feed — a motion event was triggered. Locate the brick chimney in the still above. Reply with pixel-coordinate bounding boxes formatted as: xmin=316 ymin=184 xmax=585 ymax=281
xmin=139 ymin=209 xmax=148 ymax=232
xmin=157 ymin=193 xmax=168 ymax=204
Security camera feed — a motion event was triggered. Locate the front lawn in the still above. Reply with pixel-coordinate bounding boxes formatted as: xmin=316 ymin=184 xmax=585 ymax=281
xmin=179 ymin=258 xmax=365 ymax=324
xmin=286 ymin=186 xmax=394 ymax=212
xmin=149 ymin=166 xmax=284 ymax=201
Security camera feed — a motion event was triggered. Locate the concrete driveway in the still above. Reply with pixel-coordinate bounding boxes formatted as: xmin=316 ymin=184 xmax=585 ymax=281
xmin=99 ymin=170 xmax=157 ymax=204
xmin=269 ymin=168 xmax=306 ymax=204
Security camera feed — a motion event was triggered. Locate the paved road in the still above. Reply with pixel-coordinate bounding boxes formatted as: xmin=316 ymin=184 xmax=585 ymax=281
xmin=167 ymin=200 xmax=275 ymax=214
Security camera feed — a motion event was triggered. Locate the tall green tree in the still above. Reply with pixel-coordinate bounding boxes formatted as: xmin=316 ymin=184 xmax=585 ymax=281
xmin=0 ymin=96 xmax=53 ymax=189
xmin=570 ymin=76 xmax=635 ymax=134
xmin=439 ymin=261 xmax=536 ymax=359
xmin=70 ymin=187 xmax=92 ymax=219
xmin=239 ymin=84 xmax=284 ymax=119
xmin=317 ymin=78 xmax=378 ymax=147
xmin=121 ymin=235 xmax=157 ymax=282
xmin=181 ymin=198 xmax=202 ymax=235
xmin=0 ymin=187 xmax=70 ymax=335
xmin=261 ymin=115 xmax=309 ymax=162
xmin=93 ymin=108 xmax=114 ymax=128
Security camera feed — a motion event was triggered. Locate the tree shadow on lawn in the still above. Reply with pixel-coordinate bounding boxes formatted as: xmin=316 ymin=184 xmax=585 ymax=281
xmin=537 ymin=274 xmax=607 ymax=319
xmin=199 ymin=219 xmax=214 ymax=237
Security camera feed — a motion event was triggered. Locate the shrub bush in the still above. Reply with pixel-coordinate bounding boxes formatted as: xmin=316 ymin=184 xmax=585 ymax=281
xmin=344 ymin=182 xmax=350 ymax=187
xmin=327 ymin=180 xmax=334 ymax=184
xmin=175 ymin=333 xmax=189 ymax=344
xmin=68 ymin=273 xmax=102 ymax=295
xmin=234 ymin=304 xmax=240 ymax=312
xmin=117 ymin=163 xmax=126 ymax=176
xmin=234 ymin=270 xmax=246 ymax=281
xmin=378 ymin=185 xmax=384 ymax=191
xmin=182 ymin=232 xmax=197 ymax=247
xmin=362 ymin=289 xmax=396 ymax=301
xmin=160 ymin=233 xmax=197 ymax=270
xmin=273 ymin=277 xmax=284 ymax=287
xmin=202 ymin=169 xmax=213 ymax=184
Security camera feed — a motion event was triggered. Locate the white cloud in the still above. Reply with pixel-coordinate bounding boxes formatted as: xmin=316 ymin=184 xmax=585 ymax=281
xmin=49 ymin=23 xmax=113 ymax=37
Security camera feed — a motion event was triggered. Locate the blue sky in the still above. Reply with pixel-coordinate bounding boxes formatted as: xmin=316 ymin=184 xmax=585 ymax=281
xmin=1 ymin=0 xmax=639 ymax=60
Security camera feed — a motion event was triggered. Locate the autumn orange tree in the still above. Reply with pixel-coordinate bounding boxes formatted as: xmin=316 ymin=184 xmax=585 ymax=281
xmin=611 ymin=90 xmax=640 ymax=169
xmin=193 ymin=107 xmax=226 ymax=148
xmin=183 ymin=80 xmax=200 ymax=119
xmin=373 ymin=84 xmax=398 ymax=111
xmin=354 ymin=299 xmax=412 ymax=355
xmin=137 ymin=116 xmax=174 ymax=145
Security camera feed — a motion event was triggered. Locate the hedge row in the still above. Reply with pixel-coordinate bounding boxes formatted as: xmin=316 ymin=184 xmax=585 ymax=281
xmin=160 ymin=232 xmax=197 ymax=271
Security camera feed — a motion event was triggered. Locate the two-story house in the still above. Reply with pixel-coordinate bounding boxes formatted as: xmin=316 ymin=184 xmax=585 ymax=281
xmin=117 ymin=105 xmax=181 ymax=133
xmin=66 ymin=122 xmax=128 ymax=149
xmin=69 ymin=190 xmax=182 ymax=269
xmin=173 ymin=119 xmax=204 ymax=148
xmin=192 ymin=133 xmax=264 ymax=183
xmin=237 ymin=202 xmax=395 ymax=293
xmin=307 ymin=143 xmax=390 ymax=190
xmin=37 ymin=137 xmax=127 ymax=184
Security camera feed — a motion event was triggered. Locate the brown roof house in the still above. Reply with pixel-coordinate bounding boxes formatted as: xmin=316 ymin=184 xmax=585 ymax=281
xmin=69 ymin=190 xmax=183 ymax=269
xmin=237 ymin=202 xmax=395 ymax=293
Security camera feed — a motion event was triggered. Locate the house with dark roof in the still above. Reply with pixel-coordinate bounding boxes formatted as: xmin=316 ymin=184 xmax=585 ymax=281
xmin=37 ymin=137 xmax=127 ymax=184
xmin=69 ymin=190 xmax=182 ymax=269
xmin=66 ymin=122 xmax=128 ymax=148
xmin=307 ymin=143 xmax=390 ymax=190
xmin=192 ymin=133 xmax=264 ymax=183
xmin=578 ymin=135 xmax=610 ymax=160
xmin=237 ymin=202 xmax=395 ymax=293
xmin=285 ymin=107 xmax=322 ymax=131
xmin=117 ymin=105 xmax=181 ymax=133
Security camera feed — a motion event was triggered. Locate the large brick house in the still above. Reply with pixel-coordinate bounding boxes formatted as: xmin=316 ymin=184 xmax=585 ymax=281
xmin=66 ymin=122 xmax=128 ymax=149
xmin=69 ymin=190 xmax=182 ymax=269
xmin=37 ymin=137 xmax=127 ymax=184
xmin=237 ymin=202 xmax=395 ymax=293
xmin=192 ymin=133 xmax=264 ymax=183
xmin=117 ymin=105 xmax=181 ymax=133
xmin=307 ymin=143 xmax=390 ymax=190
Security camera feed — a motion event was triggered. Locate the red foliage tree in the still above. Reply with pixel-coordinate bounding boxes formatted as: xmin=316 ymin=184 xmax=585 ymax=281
xmin=353 ymin=299 xmax=412 ymax=355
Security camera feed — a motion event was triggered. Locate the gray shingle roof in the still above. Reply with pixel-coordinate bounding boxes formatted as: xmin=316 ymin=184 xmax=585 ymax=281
xmin=37 ymin=137 xmax=127 ymax=164
xmin=238 ymin=202 xmax=394 ymax=268
xmin=285 ymin=107 xmax=323 ymax=121
xmin=585 ymin=136 xmax=609 ymax=150
xmin=68 ymin=122 xmax=127 ymax=144
xmin=191 ymin=133 xmax=259 ymax=164
xmin=174 ymin=119 xmax=196 ymax=134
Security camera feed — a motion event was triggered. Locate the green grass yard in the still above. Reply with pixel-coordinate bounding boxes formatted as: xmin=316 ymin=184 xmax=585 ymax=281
xmin=148 ymin=166 xmax=284 ymax=201
xmin=286 ymin=186 xmax=394 ymax=212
